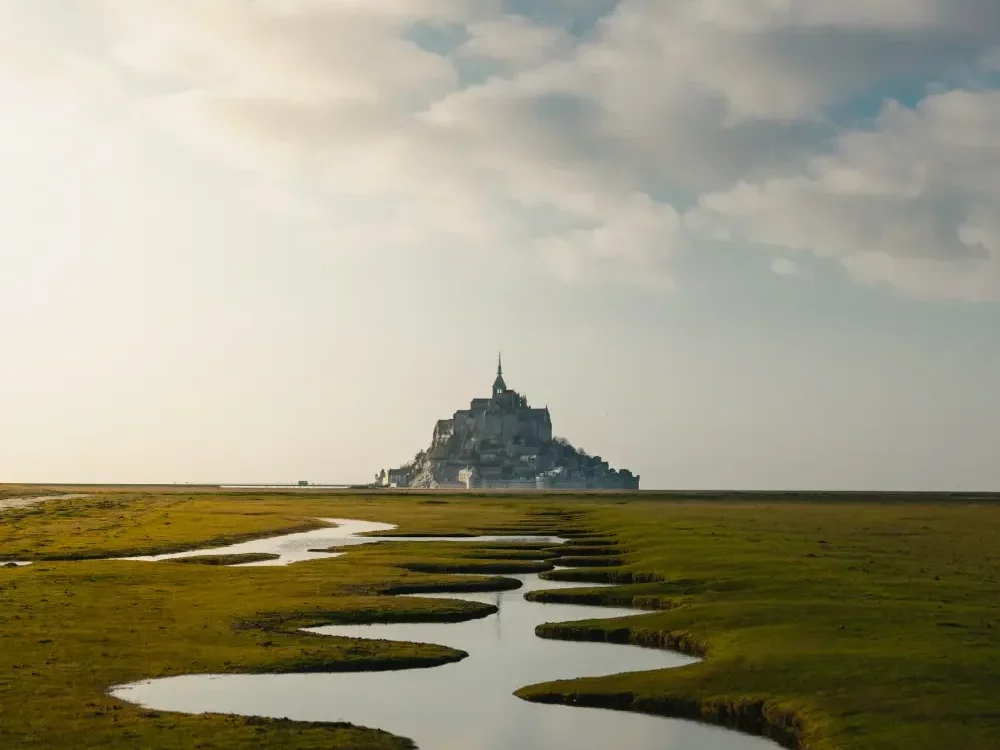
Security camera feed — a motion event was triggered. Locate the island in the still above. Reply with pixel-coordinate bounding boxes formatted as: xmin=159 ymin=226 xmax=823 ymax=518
xmin=377 ymin=356 xmax=639 ymax=490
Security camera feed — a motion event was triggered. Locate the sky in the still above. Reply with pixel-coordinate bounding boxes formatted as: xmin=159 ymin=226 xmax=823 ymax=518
xmin=2 ymin=0 xmax=1000 ymax=490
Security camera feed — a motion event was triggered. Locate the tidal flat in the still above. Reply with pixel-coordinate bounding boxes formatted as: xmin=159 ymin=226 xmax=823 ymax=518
xmin=0 ymin=488 xmax=999 ymax=749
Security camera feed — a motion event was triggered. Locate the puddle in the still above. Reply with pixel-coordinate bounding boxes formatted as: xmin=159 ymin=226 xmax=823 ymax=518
xmin=111 ymin=521 xmax=780 ymax=750
xmin=0 ymin=493 xmax=89 ymax=512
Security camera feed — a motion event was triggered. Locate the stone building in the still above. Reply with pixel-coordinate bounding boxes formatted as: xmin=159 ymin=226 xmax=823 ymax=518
xmin=377 ymin=356 xmax=639 ymax=490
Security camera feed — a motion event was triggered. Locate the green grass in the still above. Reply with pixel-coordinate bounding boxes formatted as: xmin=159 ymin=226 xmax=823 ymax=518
xmin=401 ymin=559 xmax=553 ymax=574
xmin=0 ymin=485 xmax=51 ymax=500
xmin=0 ymin=493 xmax=327 ymax=560
xmin=166 ymin=553 xmax=281 ymax=566
xmin=515 ymin=500 xmax=1000 ymax=750
xmin=2 ymin=489 xmax=1000 ymax=749
xmin=0 ymin=492 xmax=553 ymax=749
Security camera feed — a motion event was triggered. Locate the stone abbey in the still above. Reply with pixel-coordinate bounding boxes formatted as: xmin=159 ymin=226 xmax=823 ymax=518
xmin=377 ymin=356 xmax=639 ymax=490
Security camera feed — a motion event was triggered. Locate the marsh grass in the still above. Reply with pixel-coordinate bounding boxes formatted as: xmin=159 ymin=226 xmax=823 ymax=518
xmin=402 ymin=559 xmax=553 ymax=574
xmin=0 ymin=492 xmax=553 ymax=749
xmin=0 ymin=493 xmax=326 ymax=560
xmin=0 ymin=485 xmax=66 ymax=500
xmin=2 ymin=490 xmax=1000 ymax=749
xmin=166 ymin=553 xmax=281 ymax=566
xmin=516 ymin=500 xmax=1000 ymax=750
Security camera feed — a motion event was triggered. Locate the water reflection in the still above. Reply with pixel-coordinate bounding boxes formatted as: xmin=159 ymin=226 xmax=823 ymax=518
xmin=112 ymin=522 xmax=779 ymax=750
xmin=120 ymin=518 xmax=563 ymax=567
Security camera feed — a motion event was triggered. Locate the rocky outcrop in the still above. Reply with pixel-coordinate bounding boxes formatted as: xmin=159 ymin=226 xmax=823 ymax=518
xmin=378 ymin=360 xmax=639 ymax=490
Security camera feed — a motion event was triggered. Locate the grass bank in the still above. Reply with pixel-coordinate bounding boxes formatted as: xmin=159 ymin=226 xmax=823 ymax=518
xmin=515 ymin=499 xmax=1000 ymax=750
xmin=0 ymin=492 xmax=553 ymax=749
xmin=2 ymin=489 xmax=999 ymax=749
xmin=166 ymin=553 xmax=281 ymax=566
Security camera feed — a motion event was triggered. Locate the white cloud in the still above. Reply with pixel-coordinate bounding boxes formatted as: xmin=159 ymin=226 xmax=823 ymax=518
xmin=460 ymin=14 xmax=576 ymax=68
xmin=689 ymin=90 xmax=1000 ymax=299
xmin=577 ymin=0 xmax=1000 ymax=123
xmin=2 ymin=0 xmax=1000 ymax=297
xmin=770 ymin=257 xmax=809 ymax=278
xmin=97 ymin=1 xmax=462 ymax=107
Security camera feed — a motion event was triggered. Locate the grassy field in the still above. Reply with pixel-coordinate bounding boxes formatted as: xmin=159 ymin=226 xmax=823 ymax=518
xmin=0 ymin=492 xmax=326 ymax=560
xmin=517 ymin=499 xmax=1000 ymax=750
xmin=0 ymin=491 xmax=561 ymax=749
xmin=1 ymin=489 xmax=999 ymax=749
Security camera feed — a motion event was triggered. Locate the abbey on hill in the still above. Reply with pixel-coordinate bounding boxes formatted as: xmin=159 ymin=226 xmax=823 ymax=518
xmin=376 ymin=356 xmax=639 ymax=490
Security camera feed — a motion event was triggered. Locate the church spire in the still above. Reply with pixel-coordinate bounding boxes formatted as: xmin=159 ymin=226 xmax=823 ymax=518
xmin=492 ymin=351 xmax=507 ymax=397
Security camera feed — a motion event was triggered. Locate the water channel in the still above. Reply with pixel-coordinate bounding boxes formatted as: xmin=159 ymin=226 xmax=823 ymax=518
xmin=120 ymin=518 xmax=561 ymax=566
xmin=111 ymin=519 xmax=780 ymax=750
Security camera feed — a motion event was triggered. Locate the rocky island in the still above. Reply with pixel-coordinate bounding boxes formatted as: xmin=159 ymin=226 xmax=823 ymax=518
xmin=377 ymin=357 xmax=639 ymax=490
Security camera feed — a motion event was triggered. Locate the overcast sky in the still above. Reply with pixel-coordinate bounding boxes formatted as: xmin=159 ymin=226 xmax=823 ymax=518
xmin=2 ymin=0 xmax=1000 ymax=489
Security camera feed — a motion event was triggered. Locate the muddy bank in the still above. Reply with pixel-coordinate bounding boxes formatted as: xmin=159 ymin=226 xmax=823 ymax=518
xmin=0 ymin=493 xmax=90 ymax=512
xmin=516 ymin=688 xmax=803 ymax=749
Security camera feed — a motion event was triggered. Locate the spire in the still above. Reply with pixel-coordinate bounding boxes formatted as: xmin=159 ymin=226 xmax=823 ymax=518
xmin=492 ymin=351 xmax=507 ymax=397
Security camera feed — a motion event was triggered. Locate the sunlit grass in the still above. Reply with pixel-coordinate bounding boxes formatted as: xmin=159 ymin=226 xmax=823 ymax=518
xmin=0 ymin=492 xmax=548 ymax=749
xmin=1 ymin=490 xmax=998 ymax=749
xmin=515 ymin=500 xmax=1000 ymax=750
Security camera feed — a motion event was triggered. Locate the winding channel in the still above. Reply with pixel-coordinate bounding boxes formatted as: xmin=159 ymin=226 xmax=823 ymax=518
xmin=109 ymin=519 xmax=779 ymax=750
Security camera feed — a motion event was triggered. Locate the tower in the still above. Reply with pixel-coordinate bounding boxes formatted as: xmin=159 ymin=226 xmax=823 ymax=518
xmin=492 ymin=352 xmax=507 ymax=398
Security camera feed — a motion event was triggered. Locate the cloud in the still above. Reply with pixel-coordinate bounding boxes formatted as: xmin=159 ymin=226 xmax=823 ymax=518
xmin=577 ymin=0 xmax=1000 ymax=123
xmin=689 ymin=90 xmax=1000 ymax=299
xmin=2 ymin=0 xmax=999 ymax=297
xmin=89 ymin=1 xmax=685 ymax=282
xmin=770 ymin=258 xmax=809 ymax=278
xmin=459 ymin=14 xmax=576 ymax=68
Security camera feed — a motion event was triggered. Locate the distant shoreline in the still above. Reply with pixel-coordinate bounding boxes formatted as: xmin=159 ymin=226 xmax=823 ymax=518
xmin=4 ymin=483 xmax=1000 ymax=502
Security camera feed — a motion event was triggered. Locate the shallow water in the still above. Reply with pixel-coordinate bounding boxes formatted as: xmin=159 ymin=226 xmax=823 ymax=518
xmin=111 ymin=521 xmax=779 ymax=750
xmin=120 ymin=518 xmax=563 ymax=566
xmin=0 ymin=493 xmax=89 ymax=512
